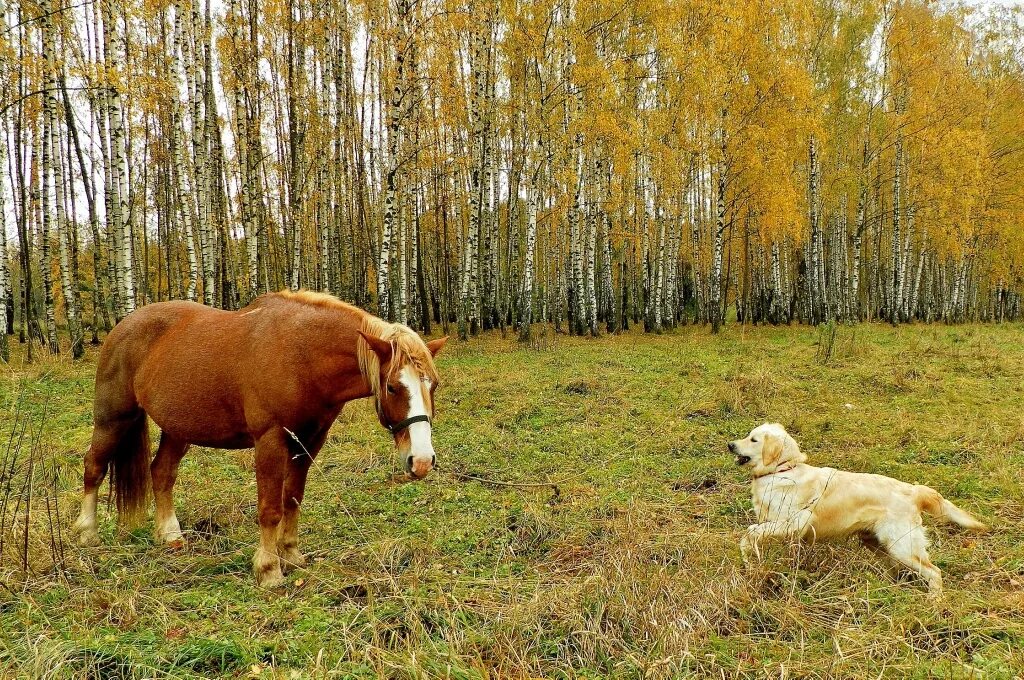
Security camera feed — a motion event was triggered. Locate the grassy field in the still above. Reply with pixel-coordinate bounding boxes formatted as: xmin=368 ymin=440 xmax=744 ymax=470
xmin=1 ymin=322 xmax=1023 ymax=679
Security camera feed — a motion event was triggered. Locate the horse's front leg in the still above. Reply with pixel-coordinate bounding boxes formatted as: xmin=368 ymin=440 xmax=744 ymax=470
xmin=253 ymin=431 xmax=289 ymax=588
xmin=278 ymin=426 xmax=328 ymax=575
xmin=278 ymin=454 xmax=312 ymax=574
xmin=151 ymin=432 xmax=189 ymax=546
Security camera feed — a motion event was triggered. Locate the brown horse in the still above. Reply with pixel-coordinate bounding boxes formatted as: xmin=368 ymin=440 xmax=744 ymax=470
xmin=72 ymin=290 xmax=447 ymax=587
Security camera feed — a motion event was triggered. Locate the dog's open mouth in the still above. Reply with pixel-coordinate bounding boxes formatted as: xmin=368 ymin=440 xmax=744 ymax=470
xmin=735 ymin=455 xmax=751 ymax=466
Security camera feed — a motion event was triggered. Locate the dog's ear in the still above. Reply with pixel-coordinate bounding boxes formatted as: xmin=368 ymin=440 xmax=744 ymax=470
xmin=762 ymin=433 xmax=784 ymax=467
xmin=782 ymin=432 xmax=806 ymax=465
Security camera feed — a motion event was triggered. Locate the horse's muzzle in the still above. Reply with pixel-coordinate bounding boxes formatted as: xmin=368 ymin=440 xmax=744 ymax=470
xmin=407 ymin=453 xmax=435 ymax=479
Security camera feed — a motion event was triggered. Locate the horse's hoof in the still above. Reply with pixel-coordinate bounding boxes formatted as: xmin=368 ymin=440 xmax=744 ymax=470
xmin=155 ymin=529 xmax=185 ymax=547
xmin=77 ymin=531 xmax=101 ymax=547
xmin=256 ymin=569 xmax=286 ymax=589
xmin=73 ymin=518 xmax=100 ymax=546
xmin=279 ymin=549 xmax=306 ymax=574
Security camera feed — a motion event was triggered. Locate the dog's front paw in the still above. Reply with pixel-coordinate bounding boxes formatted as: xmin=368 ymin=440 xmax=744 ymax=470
xmin=740 ymin=526 xmax=759 ymax=564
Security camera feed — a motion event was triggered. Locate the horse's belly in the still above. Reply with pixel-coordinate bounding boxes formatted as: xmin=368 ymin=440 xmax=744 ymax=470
xmin=141 ymin=389 xmax=250 ymax=448
xmin=147 ymin=407 xmax=252 ymax=448
xmin=188 ymin=432 xmax=256 ymax=449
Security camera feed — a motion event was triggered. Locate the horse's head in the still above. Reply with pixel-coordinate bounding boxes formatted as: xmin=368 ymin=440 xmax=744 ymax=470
xmin=358 ymin=328 xmax=447 ymax=479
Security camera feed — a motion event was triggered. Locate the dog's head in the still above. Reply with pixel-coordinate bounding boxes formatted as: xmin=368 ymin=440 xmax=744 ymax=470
xmin=728 ymin=423 xmax=806 ymax=476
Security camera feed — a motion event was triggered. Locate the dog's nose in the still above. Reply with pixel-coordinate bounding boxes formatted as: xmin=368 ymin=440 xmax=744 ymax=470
xmin=728 ymin=441 xmax=737 ymax=453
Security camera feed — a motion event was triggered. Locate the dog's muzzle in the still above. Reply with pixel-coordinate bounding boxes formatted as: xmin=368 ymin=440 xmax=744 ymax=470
xmin=728 ymin=441 xmax=750 ymax=466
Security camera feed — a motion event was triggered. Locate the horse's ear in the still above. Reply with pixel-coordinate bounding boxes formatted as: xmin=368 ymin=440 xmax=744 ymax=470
xmin=426 ymin=336 xmax=449 ymax=357
xmin=358 ymin=331 xmax=393 ymax=364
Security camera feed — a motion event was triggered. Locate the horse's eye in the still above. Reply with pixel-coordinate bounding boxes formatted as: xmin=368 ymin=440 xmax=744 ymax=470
xmin=751 ymin=438 xmax=758 ymax=443
xmin=387 ymin=384 xmax=397 ymax=394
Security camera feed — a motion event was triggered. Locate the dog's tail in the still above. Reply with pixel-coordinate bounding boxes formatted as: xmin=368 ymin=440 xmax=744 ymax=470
xmin=915 ymin=485 xmax=987 ymax=531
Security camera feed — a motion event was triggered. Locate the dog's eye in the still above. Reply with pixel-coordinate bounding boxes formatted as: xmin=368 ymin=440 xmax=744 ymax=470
xmin=387 ymin=384 xmax=397 ymax=394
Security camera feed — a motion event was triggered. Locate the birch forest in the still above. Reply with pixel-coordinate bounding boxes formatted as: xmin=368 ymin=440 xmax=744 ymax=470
xmin=2 ymin=0 xmax=1024 ymax=362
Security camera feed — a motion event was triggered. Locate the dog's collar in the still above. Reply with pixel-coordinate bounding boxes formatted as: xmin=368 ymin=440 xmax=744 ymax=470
xmin=753 ymin=462 xmax=798 ymax=479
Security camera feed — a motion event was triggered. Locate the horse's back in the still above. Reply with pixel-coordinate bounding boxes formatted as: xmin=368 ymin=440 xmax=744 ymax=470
xmin=99 ymin=301 xmax=224 ymax=372
xmin=95 ymin=302 xmax=245 ymax=427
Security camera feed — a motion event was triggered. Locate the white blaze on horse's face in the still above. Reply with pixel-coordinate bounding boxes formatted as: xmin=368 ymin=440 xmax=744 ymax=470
xmin=398 ymin=365 xmax=435 ymax=479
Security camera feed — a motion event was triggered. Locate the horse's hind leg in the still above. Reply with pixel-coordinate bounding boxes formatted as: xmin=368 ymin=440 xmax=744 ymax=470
xmin=73 ymin=415 xmax=137 ymax=546
xmin=152 ymin=432 xmax=190 ymax=546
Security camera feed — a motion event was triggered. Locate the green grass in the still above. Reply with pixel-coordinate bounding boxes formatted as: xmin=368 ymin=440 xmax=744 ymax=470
xmin=2 ymin=322 xmax=1024 ymax=678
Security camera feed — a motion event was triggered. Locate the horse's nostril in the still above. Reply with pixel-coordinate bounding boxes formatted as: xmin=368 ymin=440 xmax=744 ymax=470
xmin=406 ymin=455 xmax=414 ymax=470
xmin=728 ymin=442 xmax=737 ymax=453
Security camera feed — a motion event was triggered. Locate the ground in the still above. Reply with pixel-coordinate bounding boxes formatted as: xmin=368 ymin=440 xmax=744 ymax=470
xmin=1 ymin=322 xmax=1023 ymax=679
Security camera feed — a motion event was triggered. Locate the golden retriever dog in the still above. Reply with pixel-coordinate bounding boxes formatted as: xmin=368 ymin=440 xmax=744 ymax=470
xmin=729 ymin=423 xmax=986 ymax=598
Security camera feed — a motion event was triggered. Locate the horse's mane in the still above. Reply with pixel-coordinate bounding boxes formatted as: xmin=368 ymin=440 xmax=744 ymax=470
xmin=271 ymin=289 xmax=364 ymax=315
xmin=267 ymin=290 xmax=438 ymax=402
xmin=357 ymin=316 xmax=439 ymax=404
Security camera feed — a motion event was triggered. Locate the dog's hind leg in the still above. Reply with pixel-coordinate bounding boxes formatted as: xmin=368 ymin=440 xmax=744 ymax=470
xmin=860 ymin=531 xmax=902 ymax=580
xmin=877 ymin=522 xmax=943 ymax=598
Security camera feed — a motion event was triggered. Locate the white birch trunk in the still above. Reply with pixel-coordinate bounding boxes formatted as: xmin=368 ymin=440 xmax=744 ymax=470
xmin=171 ymin=1 xmax=198 ymax=300
xmin=771 ymin=241 xmax=783 ymax=320
xmin=463 ymin=14 xmax=485 ymax=336
xmin=891 ymin=106 xmax=904 ymax=322
xmin=711 ymin=157 xmax=726 ymax=333
xmin=519 ymin=165 xmax=538 ymax=341
xmin=190 ymin=0 xmax=216 ymax=303
xmin=46 ymin=5 xmax=83 ymax=356
xmin=899 ymin=202 xmax=915 ymax=317
xmin=379 ymin=0 xmax=412 ymax=319
xmin=690 ymin=159 xmax=704 ymax=323
xmin=601 ymin=174 xmax=614 ymax=331
xmin=909 ymin=228 xmax=927 ymax=319
xmin=102 ymin=0 xmax=135 ymax=317
xmin=807 ymin=135 xmax=823 ymax=323
xmin=39 ymin=104 xmax=60 ymax=352
xmin=112 ymin=14 xmax=135 ymax=316
xmin=653 ymin=203 xmax=666 ymax=331
xmin=0 ymin=104 xmax=9 ymax=362
xmin=586 ymin=160 xmax=598 ymax=336
xmin=227 ymin=0 xmax=258 ymax=301
xmin=398 ymin=193 xmax=409 ymax=324
xmin=570 ymin=141 xmax=585 ymax=334
xmin=851 ymin=154 xmax=867 ymax=319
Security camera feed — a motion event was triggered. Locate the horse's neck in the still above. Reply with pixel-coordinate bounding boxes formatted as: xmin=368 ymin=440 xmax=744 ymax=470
xmin=306 ymin=307 xmax=375 ymax=404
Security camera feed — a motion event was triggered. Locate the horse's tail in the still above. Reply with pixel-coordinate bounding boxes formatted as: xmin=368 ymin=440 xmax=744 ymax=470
xmin=915 ymin=485 xmax=987 ymax=531
xmin=110 ymin=414 xmax=151 ymax=527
